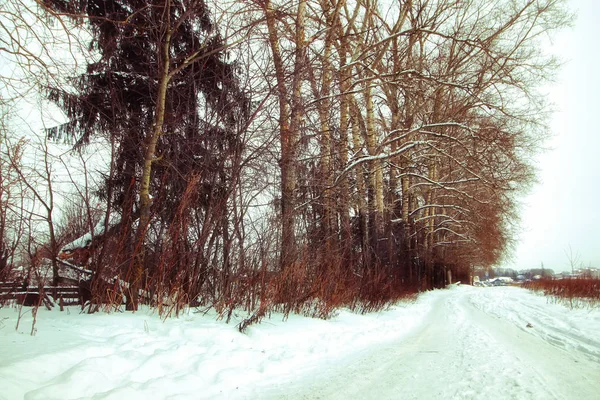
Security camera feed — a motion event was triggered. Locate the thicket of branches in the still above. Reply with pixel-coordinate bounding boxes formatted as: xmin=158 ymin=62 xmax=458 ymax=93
xmin=1 ymin=0 xmax=571 ymax=321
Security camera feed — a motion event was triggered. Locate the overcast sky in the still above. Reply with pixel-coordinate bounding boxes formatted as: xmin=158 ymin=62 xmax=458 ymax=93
xmin=508 ymin=0 xmax=600 ymax=273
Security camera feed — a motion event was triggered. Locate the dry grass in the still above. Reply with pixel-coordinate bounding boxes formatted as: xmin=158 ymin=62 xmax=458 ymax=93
xmin=523 ymin=279 xmax=600 ymax=308
xmin=235 ymin=255 xmax=418 ymax=332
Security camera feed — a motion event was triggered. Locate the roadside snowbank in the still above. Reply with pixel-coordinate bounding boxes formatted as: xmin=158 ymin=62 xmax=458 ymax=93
xmin=468 ymin=286 xmax=600 ymax=363
xmin=0 ymin=293 xmax=435 ymax=400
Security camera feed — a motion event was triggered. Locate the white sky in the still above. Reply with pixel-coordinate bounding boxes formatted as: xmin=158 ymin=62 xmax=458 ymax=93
xmin=509 ymin=0 xmax=600 ymax=273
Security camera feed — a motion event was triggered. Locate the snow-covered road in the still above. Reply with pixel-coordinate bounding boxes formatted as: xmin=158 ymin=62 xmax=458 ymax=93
xmin=1 ymin=286 xmax=599 ymax=399
xmin=274 ymin=286 xmax=600 ymax=400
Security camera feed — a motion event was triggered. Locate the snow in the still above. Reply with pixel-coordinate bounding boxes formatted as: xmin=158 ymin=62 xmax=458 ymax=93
xmin=0 ymin=294 xmax=432 ymax=399
xmin=61 ymin=213 xmax=120 ymax=253
xmin=468 ymin=285 xmax=600 ymax=364
xmin=1 ymin=286 xmax=599 ymax=399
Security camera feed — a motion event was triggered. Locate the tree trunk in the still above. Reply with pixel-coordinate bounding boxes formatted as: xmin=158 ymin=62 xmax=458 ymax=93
xmin=364 ymin=84 xmax=384 ymax=238
xmin=337 ymin=34 xmax=352 ymax=256
xmin=130 ymin=16 xmax=172 ymax=311
xmin=350 ymin=100 xmax=369 ymax=266
xmin=264 ymin=0 xmax=306 ymax=270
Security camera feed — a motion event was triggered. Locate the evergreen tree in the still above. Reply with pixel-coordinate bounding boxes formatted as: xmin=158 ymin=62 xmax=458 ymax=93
xmin=46 ymin=0 xmax=249 ymax=309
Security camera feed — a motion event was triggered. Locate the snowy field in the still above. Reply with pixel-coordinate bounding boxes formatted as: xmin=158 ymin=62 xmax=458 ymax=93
xmin=1 ymin=286 xmax=599 ymax=399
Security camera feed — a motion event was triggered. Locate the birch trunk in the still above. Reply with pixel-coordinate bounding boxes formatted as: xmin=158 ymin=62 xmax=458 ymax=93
xmin=337 ymin=33 xmax=351 ymax=251
xmin=364 ymin=84 xmax=384 ymax=236
xmin=350 ymin=100 xmax=369 ymax=263
xmin=130 ymin=10 xmax=172 ymax=311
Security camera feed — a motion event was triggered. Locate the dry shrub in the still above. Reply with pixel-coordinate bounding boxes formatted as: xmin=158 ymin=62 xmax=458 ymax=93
xmin=355 ymin=267 xmax=418 ymax=313
xmin=523 ymin=278 xmax=600 ymax=308
xmin=237 ymin=245 xmax=418 ymax=332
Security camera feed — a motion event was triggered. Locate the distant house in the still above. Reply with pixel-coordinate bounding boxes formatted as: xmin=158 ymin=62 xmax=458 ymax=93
xmin=58 ymin=213 xmax=121 ymax=267
xmin=582 ymin=268 xmax=600 ymax=279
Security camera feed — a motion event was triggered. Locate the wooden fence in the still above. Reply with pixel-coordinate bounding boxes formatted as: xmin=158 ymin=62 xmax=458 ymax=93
xmin=0 ymin=281 xmax=90 ymax=309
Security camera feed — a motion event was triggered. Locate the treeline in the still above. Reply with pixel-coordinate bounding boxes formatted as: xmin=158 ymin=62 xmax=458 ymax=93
xmin=0 ymin=0 xmax=570 ymax=319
